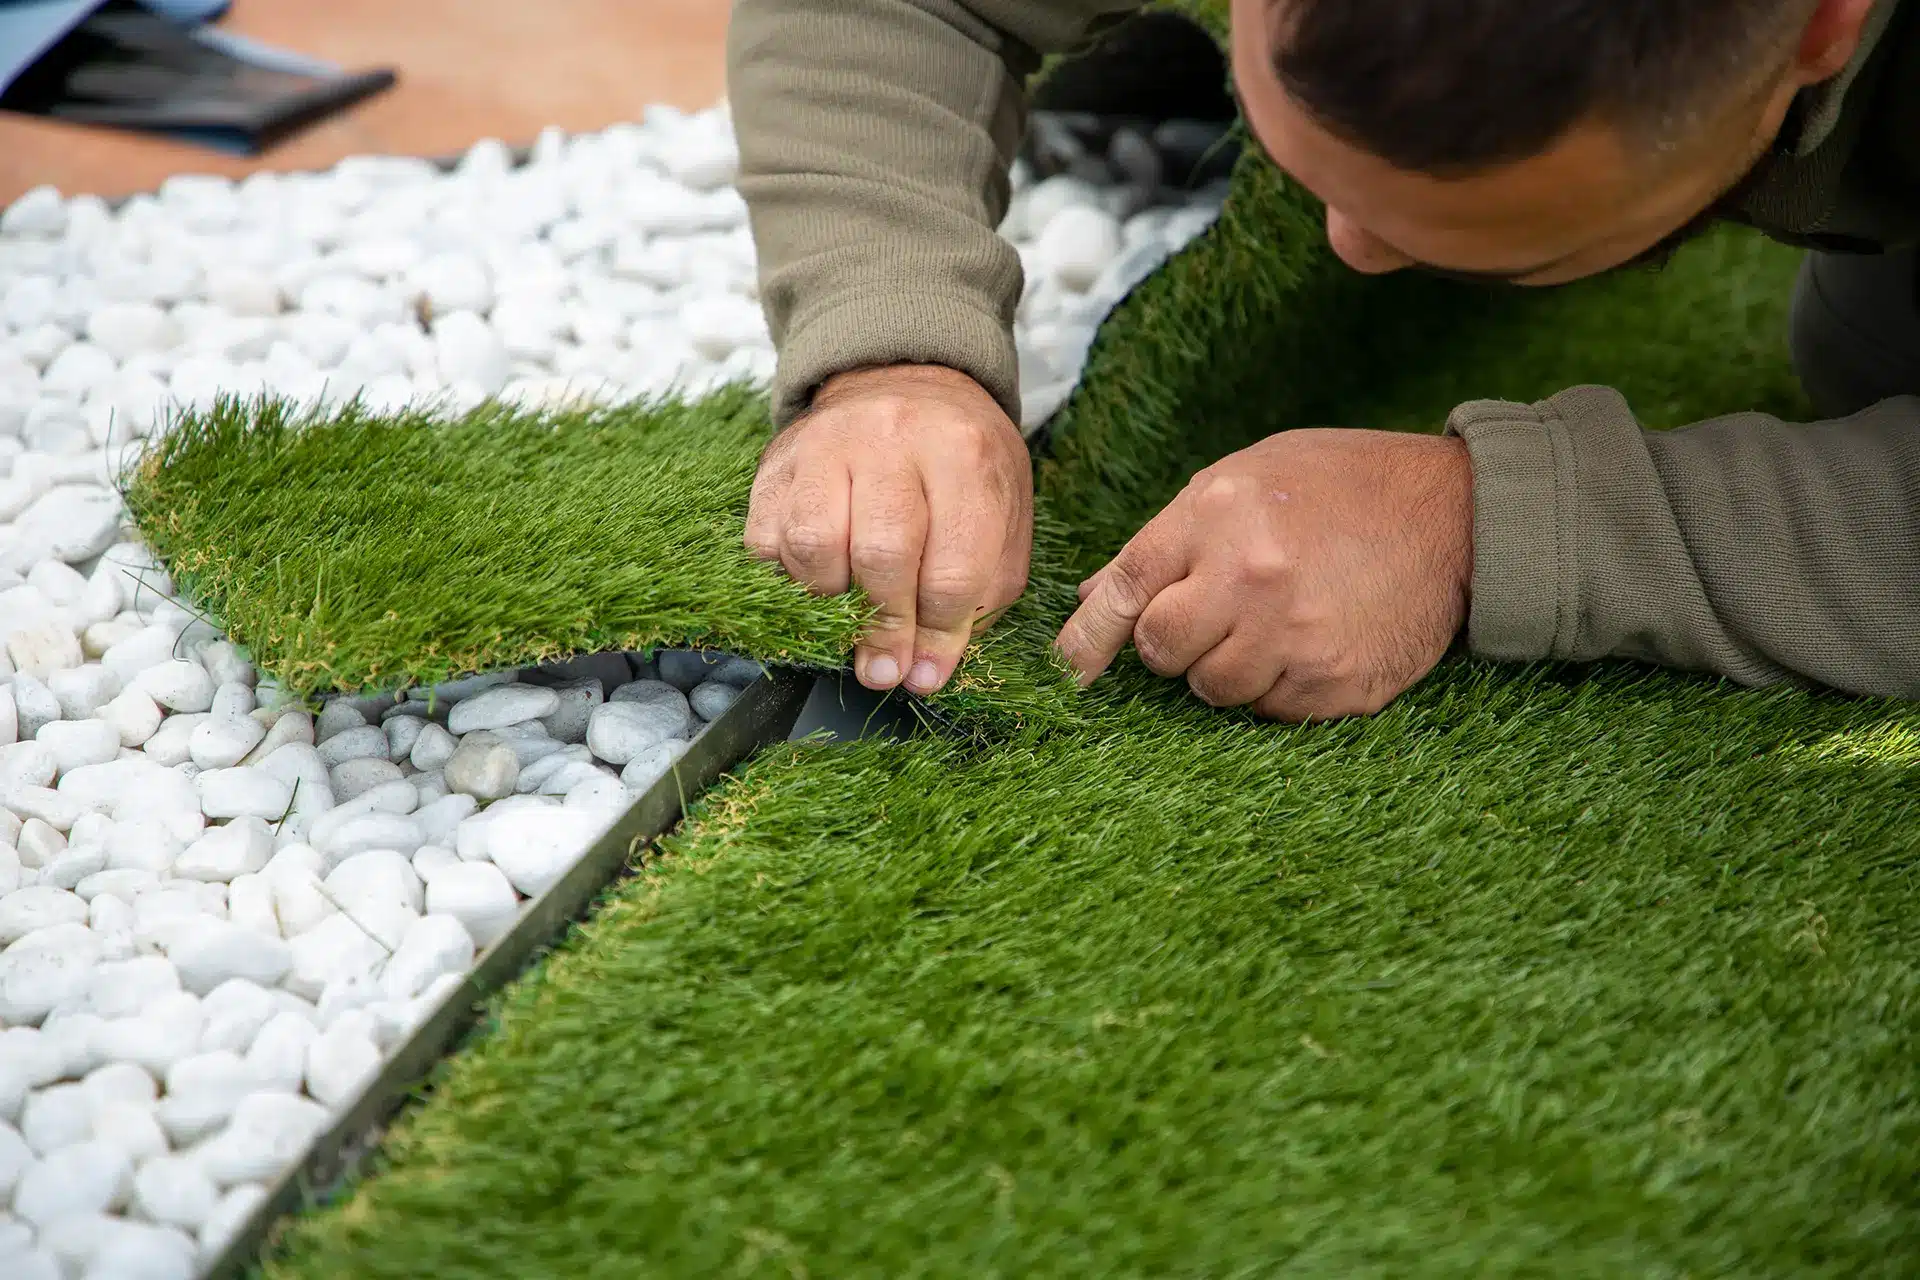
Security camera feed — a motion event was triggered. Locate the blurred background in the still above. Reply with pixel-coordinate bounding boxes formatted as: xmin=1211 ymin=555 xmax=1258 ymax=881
xmin=0 ymin=0 xmax=729 ymax=204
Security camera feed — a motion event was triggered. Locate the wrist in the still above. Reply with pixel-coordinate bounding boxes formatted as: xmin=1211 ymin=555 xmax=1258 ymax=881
xmin=814 ymin=363 xmax=994 ymax=411
xmin=1442 ymin=434 xmax=1475 ymax=607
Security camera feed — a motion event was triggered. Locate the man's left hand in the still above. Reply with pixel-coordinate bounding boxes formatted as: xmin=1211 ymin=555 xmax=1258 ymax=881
xmin=1055 ymin=429 xmax=1474 ymax=722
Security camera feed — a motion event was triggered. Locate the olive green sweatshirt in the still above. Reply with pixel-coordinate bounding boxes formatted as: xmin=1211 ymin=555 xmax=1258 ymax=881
xmin=727 ymin=0 xmax=1920 ymax=699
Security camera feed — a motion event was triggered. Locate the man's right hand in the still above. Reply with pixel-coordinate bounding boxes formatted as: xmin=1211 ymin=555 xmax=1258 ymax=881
xmin=745 ymin=364 xmax=1034 ymax=695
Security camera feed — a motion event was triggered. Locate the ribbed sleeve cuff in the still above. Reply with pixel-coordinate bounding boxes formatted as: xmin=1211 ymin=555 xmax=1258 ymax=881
xmin=1447 ymin=386 xmax=1650 ymax=663
xmin=1446 ymin=397 xmax=1575 ymax=662
xmin=769 ymin=288 xmax=1020 ymax=427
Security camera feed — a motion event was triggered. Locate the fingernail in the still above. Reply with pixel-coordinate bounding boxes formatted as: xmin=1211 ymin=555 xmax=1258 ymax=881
xmin=907 ymin=660 xmax=939 ymax=691
xmin=866 ymin=655 xmax=900 ymax=686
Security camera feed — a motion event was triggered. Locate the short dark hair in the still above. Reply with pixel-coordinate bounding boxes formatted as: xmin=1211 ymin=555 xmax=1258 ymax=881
xmin=1271 ymin=0 xmax=1814 ymax=174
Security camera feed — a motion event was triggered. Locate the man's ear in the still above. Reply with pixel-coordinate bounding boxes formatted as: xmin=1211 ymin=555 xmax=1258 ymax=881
xmin=1793 ymin=0 xmax=1880 ymax=85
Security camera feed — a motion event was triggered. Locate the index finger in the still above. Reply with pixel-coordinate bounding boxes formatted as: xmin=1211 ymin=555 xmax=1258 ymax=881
xmin=1054 ymin=517 xmax=1190 ymax=685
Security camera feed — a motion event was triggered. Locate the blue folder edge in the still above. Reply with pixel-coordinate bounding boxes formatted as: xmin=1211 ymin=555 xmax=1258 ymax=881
xmin=0 ymin=0 xmax=349 ymax=153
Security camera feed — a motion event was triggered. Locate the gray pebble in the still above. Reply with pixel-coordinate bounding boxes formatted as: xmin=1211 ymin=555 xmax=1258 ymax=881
xmin=409 ymin=722 xmax=457 ymax=772
xmin=420 ymin=671 xmax=517 ymax=704
xmin=655 ymin=650 xmax=723 ymax=691
xmin=586 ymin=701 xmax=690 ymax=766
xmin=443 ymin=733 xmax=519 ymax=802
xmin=316 ymin=724 xmax=388 ymax=767
xmin=1107 ymin=126 xmax=1164 ymax=193
xmin=619 ymin=740 xmax=690 ymax=791
xmin=710 ymin=656 xmax=766 ymax=688
xmin=314 ymin=701 xmax=366 ymax=743
xmin=12 ymin=673 xmax=61 ymax=739
xmin=516 ymin=745 xmax=594 ymax=794
xmin=384 ymin=715 xmax=426 ymax=763
xmin=490 ymin=722 xmax=568 ymax=767
xmin=446 ymin=685 xmax=560 ymax=735
xmin=381 ymin=699 xmax=441 ymax=725
xmin=331 ymin=756 xmax=405 ymax=802
xmin=523 ymin=652 xmax=630 ymax=691
xmin=537 ymin=679 xmax=603 ymax=745
xmin=688 ymin=681 xmax=740 ymax=722
xmin=609 ymin=679 xmax=690 ymax=717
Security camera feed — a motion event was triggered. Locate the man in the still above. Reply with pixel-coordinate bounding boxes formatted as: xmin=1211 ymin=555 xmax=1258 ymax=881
xmin=730 ymin=0 xmax=1920 ymax=720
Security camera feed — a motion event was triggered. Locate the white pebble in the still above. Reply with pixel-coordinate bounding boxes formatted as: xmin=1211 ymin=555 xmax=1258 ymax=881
xmin=83 ymin=304 xmax=176 ymax=362
xmin=2 ymin=186 xmax=68 ymax=237
xmin=313 ymin=701 xmax=366 ymax=743
xmin=188 ymin=714 xmax=265 ymax=770
xmin=194 ymin=767 xmax=291 ymax=821
xmin=90 ymin=1101 xmax=168 ymax=1162
xmin=430 ymin=310 xmax=509 ymax=394
xmin=99 ymin=688 xmax=163 ymax=749
xmin=12 ymin=1140 xmax=132 ymax=1226
xmin=302 ymin=1025 xmax=379 ymax=1109
xmin=134 ymin=661 xmax=213 ymax=714
xmin=688 ymin=680 xmax=741 ymax=721
xmin=0 ymin=886 xmax=89 ymax=943
xmin=46 ymin=666 xmax=120 ymax=720
xmin=172 ymin=818 xmax=272 ymax=882
xmin=20 ymin=1083 xmax=93 ymax=1154
xmin=382 ymin=913 xmax=474 ymax=1001
xmin=131 ymin=1154 xmax=220 ymax=1231
xmin=620 ymin=739 xmax=690 ymax=791
xmin=6 ymin=623 xmax=83 ymax=680
xmin=483 ymin=806 xmax=607 ymax=897
xmin=195 ymin=1090 xmax=328 ymax=1185
xmin=36 ymin=719 xmax=119 ymax=775
xmin=408 ymin=252 xmax=492 ymax=315
xmin=282 ymin=915 xmax=389 ymax=1002
xmin=79 ymin=1062 xmax=156 ymax=1110
xmin=164 ymin=919 xmax=292 ymax=995
xmin=198 ymin=1181 xmax=268 ymax=1253
xmin=196 ymin=978 xmax=275 ymax=1055
xmin=240 ymin=1013 xmax=315 ymax=1095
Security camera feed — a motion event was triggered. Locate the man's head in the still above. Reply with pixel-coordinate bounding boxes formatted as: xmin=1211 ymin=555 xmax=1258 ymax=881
xmin=1228 ymin=0 xmax=1881 ymax=284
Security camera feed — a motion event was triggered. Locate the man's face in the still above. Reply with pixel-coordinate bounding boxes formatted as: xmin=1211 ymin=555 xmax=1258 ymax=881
xmin=1227 ymin=0 xmax=1800 ymax=285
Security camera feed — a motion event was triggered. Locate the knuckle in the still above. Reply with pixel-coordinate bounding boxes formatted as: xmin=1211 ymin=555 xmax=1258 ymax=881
xmin=1239 ymin=544 xmax=1293 ymax=587
xmin=1130 ymin=614 xmax=1184 ymax=675
xmin=1132 ymin=634 xmax=1182 ymax=677
xmin=782 ymin=521 xmax=841 ymax=567
xmin=1102 ymin=558 xmax=1153 ymax=613
xmin=919 ymin=564 xmax=990 ymax=615
xmin=850 ymin=537 xmax=918 ymax=579
xmin=1186 ymin=668 xmax=1237 ymax=707
xmin=1192 ymin=471 xmax=1248 ymax=515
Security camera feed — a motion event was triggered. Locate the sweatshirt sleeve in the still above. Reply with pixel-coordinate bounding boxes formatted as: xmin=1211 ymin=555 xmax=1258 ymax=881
xmin=1448 ymin=386 xmax=1920 ymax=699
xmin=727 ymin=0 xmax=1139 ymax=426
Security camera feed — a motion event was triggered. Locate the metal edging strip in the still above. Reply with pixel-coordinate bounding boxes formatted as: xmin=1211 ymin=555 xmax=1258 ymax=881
xmin=200 ymin=666 xmax=816 ymax=1280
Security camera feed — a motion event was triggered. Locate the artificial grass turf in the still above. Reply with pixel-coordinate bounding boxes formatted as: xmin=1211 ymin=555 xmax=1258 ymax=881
xmin=249 ymin=197 xmax=1917 ymax=1276
xmin=266 ymin=669 xmax=1920 ymax=1278
xmin=123 ymin=387 xmax=865 ymax=696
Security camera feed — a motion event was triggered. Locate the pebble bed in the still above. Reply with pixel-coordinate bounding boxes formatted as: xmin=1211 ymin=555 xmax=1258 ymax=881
xmin=0 ymin=104 xmax=1225 ymax=1279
